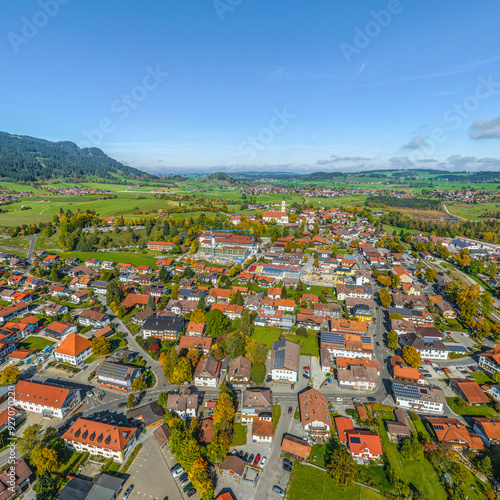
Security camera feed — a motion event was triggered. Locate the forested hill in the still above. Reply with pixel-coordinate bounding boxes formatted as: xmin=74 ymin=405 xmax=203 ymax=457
xmin=0 ymin=131 xmax=154 ymax=182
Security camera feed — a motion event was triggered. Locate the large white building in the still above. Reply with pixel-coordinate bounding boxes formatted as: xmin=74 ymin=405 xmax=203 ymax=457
xmin=62 ymin=418 xmax=137 ymax=463
xmin=270 ymin=340 xmax=300 ymax=382
xmin=54 ymin=333 xmax=92 ymax=366
xmin=393 ymin=382 xmax=445 ymax=413
xmin=14 ymin=380 xmax=81 ymax=418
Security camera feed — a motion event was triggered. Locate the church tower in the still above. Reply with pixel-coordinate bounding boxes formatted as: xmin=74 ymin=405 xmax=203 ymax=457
xmin=281 ymin=195 xmax=286 ymax=212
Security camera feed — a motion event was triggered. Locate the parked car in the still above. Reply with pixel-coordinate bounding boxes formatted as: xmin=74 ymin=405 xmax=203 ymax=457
xmin=335 ymin=397 xmax=343 ymax=401
xmin=178 ymin=472 xmax=188 ymax=482
xmin=170 ymin=463 xmax=180 ymax=473
xmin=118 ymin=402 xmax=127 ymax=408
xmin=173 ymin=467 xmax=185 ymax=478
xmin=283 ymin=463 xmax=292 ymax=472
xmin=273 ymin=485 xmax=285 ymax=497
xmin=237 ymin=450 xmax=244 ymax=458
xmin=183 ymin=483 xmax=192 ymax=493
xmin=304 ymin=365 xmax=310 ymax=370
xmin=288 ymin=406 xmax=292 ymax=414
xmin=243 ymin=452 xmax=249 ymax=462
xmin=283 ymin=458 xmax=292 ymax=466
xmin=180 ymin=477 xmax=190 ymax=488
xmin=367 ymin=397 xmax=376 ymax=402
xmin=266 ymin=376 xmax=272 ymax=383
xmin=312 ymin=455 xmax=317 ymax=461
xmin=302 ymin=373 xmax=309 ymax=379
xmin=187 ymin=488 xmax=196 ymax=497
xmin=247 ymin=454 xmax=254 ymax=465
xmin=123 ymin=486 xmax=133 ymax=500
xmin=260 ymin=456 xmax=267 ymax=467
xmin=352 ymin=398 xmax=361 ymax=403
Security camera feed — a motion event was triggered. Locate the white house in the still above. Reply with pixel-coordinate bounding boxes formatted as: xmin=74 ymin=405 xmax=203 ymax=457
xmin=14 ymin=380 xmax=81 ymax=418
xmin=270 ymin=340 xmax=300 ymax=382
xmin=54 ymin=333 xmax=92 ymax=366
xmin=393 ymin=382 xmax=445 ymax=413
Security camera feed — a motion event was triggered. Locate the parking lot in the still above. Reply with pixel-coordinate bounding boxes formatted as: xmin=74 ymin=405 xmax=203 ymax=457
xmin=121 ymin=436 xmax=180 ymax=500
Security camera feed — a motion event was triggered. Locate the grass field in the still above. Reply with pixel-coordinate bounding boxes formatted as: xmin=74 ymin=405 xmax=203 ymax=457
xmin=59 ymin=251 xmax=162 ymax=267
xmin=251 ymin=326 xmax=282 ymax=348
xmin=446 ymin=397 xmax=500 ymax=418
xmin=272 ymin=404 xmax=281 ymax=433
xmin=309 ymin=444 xmax=327 ymax=468
xmin=378 ymin=419 xmax=447 ymax=499
xmin=231 ymin=423 xmax=247 ymax=446
xmin=287 ymin=463 xmax=384 ymax=500
xmin=471 ymin=371 xmax=494 ymax=385
xmin=286 ymin=332 xmax=319 ymax=356
xmin=19 ymin=336 xmax=55 ymax=351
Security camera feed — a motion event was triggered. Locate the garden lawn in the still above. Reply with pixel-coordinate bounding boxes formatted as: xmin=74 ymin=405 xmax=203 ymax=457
xmin=446 ymin=397 xmax=500 ymax=418
xmin=19 ymin=336 xmax=54 ymax=351
xmin=309 ymin=444 xmax=326 ymax=468
xmin=287 ymin=463 xmax=384 ymax=500
xmin=60 ymin=251 xmax=160 ymax=267
xmin=231 ymin=423 xmax=247 ymax=446
xmin=251 ymin=326 xmax=281 ymax=349
xmin=359 ymin=466 xmax=392 ymax=495
xmin=471 ymin=371 xmax=494 ymax=385
xmin=410 ymin=414 xmax=431 ymax=440
xmin=378 ymin=419 xmax=447 ymax=500
xmin=286 ymin=332 xmax=319 ymax=356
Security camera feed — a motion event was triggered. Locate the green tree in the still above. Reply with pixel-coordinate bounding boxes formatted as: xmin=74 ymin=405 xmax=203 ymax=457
xmin=147 ymin=294 xmax=156 ymax=310
xmin=126 ymin=393 xmax=135 ymax=410
xmin=230 ymin=290 xmax=244 ymax=306
xmin=34 ymin=471 xmax=57 ymax=500
xmin=197 ymin=295 xmax=206 ymax=311
xmin=158 ymin=392 xmax=169 ymax=409
xmin=205 ymin=309 xmax=230 ymax=337
xmin=18 ymin=424 xmax=43 ymax=457
xmin=402 ymin=346 xmax=422 ymax=368
xmin=477 ymin=455 xmax=493 ymax=476
xmin=326 ymin=445 xmax=360 ymax=490
xmin=206 ymin=431 xmax=230 ymax=463
xmin=159 ymin=347 xmax=178 ymax=380
xmin=426 ymin=268 xmax=437 ymax=283
xmin=387 ymin=330 xmax=399 ymax=351
xmin=225 ymin=331 xmax=246 ymax=358
xmin=400 ymin=437 xmax=424 ymax=461
xmin=250 ymin=362 xmax=266 ymax=385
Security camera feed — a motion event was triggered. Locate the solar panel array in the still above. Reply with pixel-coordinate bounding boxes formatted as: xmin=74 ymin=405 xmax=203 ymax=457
xmin=273 ymin=349 xmax=285 ymax=369
xmin=433 ymin=425 xmax=445 ymax=431
xmin=393 ymin=383 xmax=420 ymax=400
xmin=350 ymin=437 xmax=361 ymax=444
xmin=361 ymin=336 xmax=371 ymax=344
xmin=321 ymin=331 xmax=345 ymax=346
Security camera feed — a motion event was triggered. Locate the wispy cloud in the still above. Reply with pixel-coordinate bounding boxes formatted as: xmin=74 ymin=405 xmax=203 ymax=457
xmin=403 ymin=136 xmax=427 ymax=149
xmin=469 ymin=117 xmax=500 ymax=139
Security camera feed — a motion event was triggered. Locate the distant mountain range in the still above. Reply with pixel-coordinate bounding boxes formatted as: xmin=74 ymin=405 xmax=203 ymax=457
xmin=0 ymin=132 xmax=153 ymax=183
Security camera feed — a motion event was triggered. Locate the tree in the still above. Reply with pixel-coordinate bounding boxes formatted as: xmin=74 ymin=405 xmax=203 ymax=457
xmin=158 ymin=392 xmax=168 ymax=409
xmin=378 ymin=288 xmax=392 ymax=307
xmin=250 ymin=362 xmax=266 ymax=385
xmin=281 ymin=286 xmax=287 ymax=299
xmin=477 ymin=455 xmax=492 ymax=476
xmin=205 ymin=309 xmax=230 ymax=336
xmin=177 ymin=437 xmax=202 ymax=471
xmin=225 ymin=331 xmax=246 ymax=358
xmin=91 ymin=337 xmax=111 ymax=356
xmin=402 ymin=346 xmax=422 ymax=368
xmin=170 ymin=284 xmax=179 ymax=300
xmin=196 ymin=295 xmax=206 ymax=311
xmin=486 ymin=262 xmax=497 ymax=277
xmin=147 ymin=294 xmax=156 ymax=310
xmin=206 ymin=431 xmax=230 ymax=463
xmin=377 ymin=275 xmax=391 ymax=287
xmin=42 ymin=427 xmax=59 ymax=446
xmin=468 ymin=259 xmax=485 ymax=276
xmin=18 ymin=424 xmax=43 ymax=457
xmin=186 ymin=346 xmax=201 ymax=369
xmin=213 ymin=391 xmax=235 ymax=432
xmin=31 ymin=446 xmax=60 ymax=474
xmin=493 ymin=371 xmax=500 ymax=384
xmin=426 ymin=268 xmax=437 ymax=283
xmin=230 ymin=290 xmax=244 ymax=306
xmin=106 ymin=280 xmax=125 ymax=306
xmin=245 ymin=339 xmax=268 ymax=364
xmin=171 ymin=357 xmax=193 ymax=385
xmin=159 ymin=347 xmax=178 ymax=380
xmin=131 ymin=376 xmax=147 ymax=392
xmin=391 ymin=274 xmax=400 ymax=289
xmin=326 ymin=445 xmax=359 ymax=490
xmin=189 ymin=457 xmax=214 ymax=500
xmin=127 ymin=393 xmax=135 ymax=410
xmin=0 ymin=365 xmax=21 ymax=385
xmin=387 ymin=330 xmax=399 ymax=351
xmin=34 ymin=471 xmax=57 ymax=500
xmin=296 ymin=326 xmax=307 ymax=337
xmin=158 ymin=266 xmax=170 ymax=284
xmin=400 ymin=437 xmax=424 ymax=461
xmin=190 ymin=309 xmax=206 ymax=323
xmin=480 ymin=291 xmax=493 ymax=317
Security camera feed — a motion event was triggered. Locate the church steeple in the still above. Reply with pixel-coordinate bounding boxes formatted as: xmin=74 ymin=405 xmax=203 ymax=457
xmin=281 ymin=195 xmax=286 ymax=212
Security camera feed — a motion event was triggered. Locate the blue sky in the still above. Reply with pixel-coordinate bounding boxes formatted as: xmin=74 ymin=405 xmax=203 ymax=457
xmin=1 ymin=0 xmax=500 ymax=173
